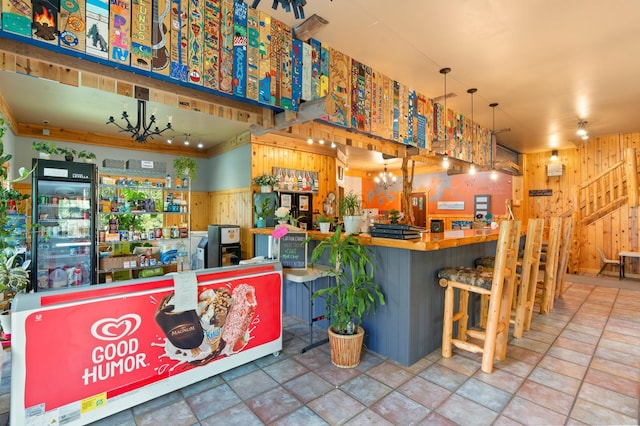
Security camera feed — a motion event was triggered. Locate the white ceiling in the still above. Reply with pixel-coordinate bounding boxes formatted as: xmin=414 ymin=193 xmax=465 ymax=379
xmin=2 ymin=0 xmax=640 ymax=171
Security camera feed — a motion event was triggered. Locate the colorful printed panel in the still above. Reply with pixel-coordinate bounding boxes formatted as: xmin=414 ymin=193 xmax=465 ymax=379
xmin=301 ymin=40 xmax=312 ymax=101
xmin=187 ymin=0 xmax=204 ymax=84
xmin=232 ymin=0 xmax=246 ymax=96
xmin=245 ymin=6 xmax=259 ymax=101
xmin=310 ymin=38 xmax=320 ymax=100
xmin=170 ymin=0 xmax=189 ymax=82
xmin=257 ymin=10 xmax=271 ymax=105
xmin=279 ymin=20 xmax=292 ymax=110
xmin=218 ymin=0 xmax=233 ymax=93
xmin=291 ymin=39 xmax=302 ymax=110
xmin=327 ymin=46 xmax=350 ymax=127
xmin=381 ymin=74 xmax=393 ymax=140
xmin=32 ymin=0 xmax=59 ymax=45
xmin=269 ymin=16 xmax=282 ymax=106
xmin=2 ymin=0 xmax=32 ymax=37
xmin=151 ymin=0 xmax=170 ymax=74
xmin=59 ymin=0 xmax=86 ymax=52
xmin=416 ymin=92 xmax=428 ymax=149
xmin=202 ymin=0 xmax=220 ymax=89
xmin=350 ymin=59 xmax=370 ymax=133
xmin=319 ymin=44 xmax=329 ymax=98
xmin=108 ymin=0 xmax=130 ymax=65
xmin=393 ymin=80 xmax=399 ymax=140
xmin=85 ymin=0 xmax=108 ymax=58
xmin=406 ymin=89 xmax=416 ymax=145
xmin=130 ymin=0 xmax=151 ymax=70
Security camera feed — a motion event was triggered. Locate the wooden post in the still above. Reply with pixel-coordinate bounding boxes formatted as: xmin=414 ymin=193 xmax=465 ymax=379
xmin=626 ymin=147 xmax=638 ymax=207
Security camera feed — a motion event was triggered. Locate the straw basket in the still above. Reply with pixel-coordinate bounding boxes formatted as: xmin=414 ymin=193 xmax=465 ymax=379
xmin=328 ymin=326 xmax=364 ymax=368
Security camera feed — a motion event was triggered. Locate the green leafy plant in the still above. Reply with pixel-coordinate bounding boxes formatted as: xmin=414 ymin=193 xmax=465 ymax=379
xmin=254 ymin=197 xmax=275 ymax=219
xmin=311 ymin=225 xmax=385 ymax=335
xmin=1 ymin=118 xmax=34 ymax=313
xmin=389 ymin=209 xmax=401 ymax=224
xmin=56 ymin=147 xmax=77 ymax=160
xmin=339 ymin=191 xmax=362 ymax=217
xmin=316 ymin=214 xmax=335 ymax=224
xmin=77 ymin=150 xmax=96 ymax=161
xmin=173 ymin=156 xmax=197 ymax=182
xmin=253 ymin=173 xmax=277 ymax=187
xmin=32 ymin=140 xmax=58 ymax=155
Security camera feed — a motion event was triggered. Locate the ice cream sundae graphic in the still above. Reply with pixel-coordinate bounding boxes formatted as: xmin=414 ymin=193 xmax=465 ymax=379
xmin=154 ymin=283 xmax=258 ymax=366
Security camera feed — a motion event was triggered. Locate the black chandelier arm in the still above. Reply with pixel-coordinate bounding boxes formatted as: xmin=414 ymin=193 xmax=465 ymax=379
xmin=107 ymin=99 xmax=172 ymax=143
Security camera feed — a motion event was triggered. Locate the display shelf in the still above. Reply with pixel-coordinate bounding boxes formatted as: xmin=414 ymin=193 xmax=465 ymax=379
xmin=97 ymin=169 xmax=191 ymax=283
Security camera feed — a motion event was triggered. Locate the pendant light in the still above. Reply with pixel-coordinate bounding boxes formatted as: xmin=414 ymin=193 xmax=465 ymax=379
xmin=489 ymin=102 xmax=499 ymax=180
xmin=440 ymin=67 xmax=451 ymax=169
xmin=467 ymin=88 xmax=477 ymax=175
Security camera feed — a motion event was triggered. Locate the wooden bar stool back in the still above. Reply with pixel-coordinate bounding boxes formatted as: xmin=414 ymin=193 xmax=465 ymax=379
xmin=437 ymin=220 xmax=521 ymax=373
xmin=512 ymin=218 xmax=545 ymax=338
xmin=535 ymin=217 xmax=561 ymax=317
xmin=554 ymin=215 xmax=575 ymax=300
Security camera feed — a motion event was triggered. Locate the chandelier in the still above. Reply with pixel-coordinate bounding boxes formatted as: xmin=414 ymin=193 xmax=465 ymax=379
xmin=107 ymin=99 xmax=172 ymax=143
xmin=374 ymin=165 xmax=397 ymax=190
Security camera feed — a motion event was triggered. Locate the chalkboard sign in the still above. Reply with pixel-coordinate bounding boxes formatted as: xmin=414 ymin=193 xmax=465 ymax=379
xmin=278 ymin=232 xmax=308 ymax=269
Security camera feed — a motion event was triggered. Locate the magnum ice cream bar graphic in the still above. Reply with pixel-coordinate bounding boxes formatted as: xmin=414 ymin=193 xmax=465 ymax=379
xmin=155 ymin=293 xmax=205 ymax=349
xmin=155 ymin=283 xmax=257 ymax=364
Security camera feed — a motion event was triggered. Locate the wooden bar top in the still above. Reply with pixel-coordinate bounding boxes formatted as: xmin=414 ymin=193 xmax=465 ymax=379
xmin=249 ymin=226 xmax=501 ymax=252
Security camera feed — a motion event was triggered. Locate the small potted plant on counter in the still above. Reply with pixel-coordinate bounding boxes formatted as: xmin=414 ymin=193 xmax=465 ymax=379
xmin=253 ymin=173 xmax=277 ymax=193
xmin=32 ymin=141 xmax=58 ymax=159
xmin=311 ymin=225 xmax=385 ymax=368
xmin=254 ymin=197 xmax=275 ymax=228
xmin=339 ymin=191 xmax=363 ymax=234
xmin=316 ymin=214 xmax=335 ymax=233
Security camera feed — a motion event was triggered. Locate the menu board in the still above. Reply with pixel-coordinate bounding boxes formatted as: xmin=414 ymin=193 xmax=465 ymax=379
xmin=278 ymin=232 xmax=307 ymax=269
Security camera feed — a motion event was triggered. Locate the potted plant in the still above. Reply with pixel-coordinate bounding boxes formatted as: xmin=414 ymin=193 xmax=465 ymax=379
xmin=316 ymin=214 xmax=335 ymax=233
xmin=32 ymin=141 xmax=58 ymax=159
xmin=173 ymin=156 xmax=197 ymax=183
xmin=388 ymin=209 xmax=401 ymax=224
xmin=1 ymin=119 xmax=33 ymax=334
xmin=56 ymin=147 xmax=77 ymax=161
xmin=254 ymin=197 xmax=275 ymax=228
xmin=253 ymin=173 xmax=277 ymax=193
xmin=311 ymin=225 xmax=385 ymax=368
xmin=339 ymin=191 xmax=363 ymax=234
xmin=77 ymin=150 xmax=96 ymax=163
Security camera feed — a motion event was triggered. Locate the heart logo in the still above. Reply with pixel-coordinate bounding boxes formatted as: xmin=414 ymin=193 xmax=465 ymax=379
xmin=91 ymin=314 xmax=142 ymax=341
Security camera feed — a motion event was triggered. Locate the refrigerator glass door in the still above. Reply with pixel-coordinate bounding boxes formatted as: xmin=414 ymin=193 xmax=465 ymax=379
xmin=34 ymin=180 xmax=93 ymax=290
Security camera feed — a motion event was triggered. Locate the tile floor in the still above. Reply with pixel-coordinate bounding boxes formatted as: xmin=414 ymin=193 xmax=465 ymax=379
xmin=1 ymin=275 xmax=639 ymax=425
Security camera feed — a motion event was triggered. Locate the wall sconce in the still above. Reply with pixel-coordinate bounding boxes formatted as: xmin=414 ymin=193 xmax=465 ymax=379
xmin=550 ymin=149 xmax=559 ymax=161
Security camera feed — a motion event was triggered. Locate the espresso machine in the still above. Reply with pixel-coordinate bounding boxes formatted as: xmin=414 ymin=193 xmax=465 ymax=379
xmin=207 ymin=224 xmax=242 ymax=267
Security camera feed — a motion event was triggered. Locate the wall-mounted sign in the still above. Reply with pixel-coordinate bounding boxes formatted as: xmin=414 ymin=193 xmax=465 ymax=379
xmin=278 ymin=232 xmax=308 ymax=269
xmin=547 ymin=163 xmax=563 ymax=177
xmin=437 ymin=201 xmax=465 ymax=210
xmin=529 ymin=189 xmax=553 ymax=197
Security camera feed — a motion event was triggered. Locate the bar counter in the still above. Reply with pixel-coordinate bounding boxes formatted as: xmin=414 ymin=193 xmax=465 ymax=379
xmin=250 ymin=226 xmax=501 ymax=366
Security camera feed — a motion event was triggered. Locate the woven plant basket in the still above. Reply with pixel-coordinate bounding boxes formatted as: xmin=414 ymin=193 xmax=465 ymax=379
xmin=328 ymin=326 xmax=364 ymax=368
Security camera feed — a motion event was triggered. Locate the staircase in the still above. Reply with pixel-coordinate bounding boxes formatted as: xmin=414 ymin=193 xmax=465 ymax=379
xmin=571 ymin=147 xmax=639 ymax=272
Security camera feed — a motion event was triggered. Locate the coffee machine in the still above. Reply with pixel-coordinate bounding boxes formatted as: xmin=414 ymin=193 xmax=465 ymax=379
xmin=207 ymin=224 xmax=242 ymax=267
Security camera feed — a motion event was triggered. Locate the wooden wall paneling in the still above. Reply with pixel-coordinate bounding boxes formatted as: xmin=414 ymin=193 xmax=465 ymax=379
xmin=189 ymin=191 xmax=210 ymax=231
xmin=208 ymin=188 xmax=252 ymax=259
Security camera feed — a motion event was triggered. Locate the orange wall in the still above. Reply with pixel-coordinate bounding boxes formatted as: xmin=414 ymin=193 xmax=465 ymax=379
xmin=363 ymin=171 xmax=512 ymax=217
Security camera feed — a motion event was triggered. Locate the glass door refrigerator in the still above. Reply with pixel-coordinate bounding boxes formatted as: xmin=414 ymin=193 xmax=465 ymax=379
xmin=30 ymin=159 xmax=98 ymax=291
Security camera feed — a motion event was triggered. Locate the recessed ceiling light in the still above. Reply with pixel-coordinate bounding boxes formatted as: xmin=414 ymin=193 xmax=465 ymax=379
xmin=197 ymin=143 xmax=203 ymax=148
xmin=167 ymin=138 xmax=172 ymax=144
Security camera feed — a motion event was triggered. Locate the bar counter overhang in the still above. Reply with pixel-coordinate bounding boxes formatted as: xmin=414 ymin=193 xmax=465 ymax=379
xmin=252 ymin=227 xmax=502 ymax=366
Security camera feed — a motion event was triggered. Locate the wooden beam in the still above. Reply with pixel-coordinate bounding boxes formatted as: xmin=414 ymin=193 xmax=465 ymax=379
xmin=17 ymin=123 xmax=209 ymax=157
xmin=249 ymin=95 xmax=338 ymax=136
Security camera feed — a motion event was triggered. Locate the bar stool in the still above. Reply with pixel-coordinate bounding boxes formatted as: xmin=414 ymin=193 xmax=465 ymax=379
xmin=512 ymin=218 xmax=544 ymax=338
xmin=553 ymin=215 xmax=574 ymax=300
xmin=530 ymin=217 xmax=561 ymax=320
xmin=437 ymin=220 xmax=521 ymax=373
